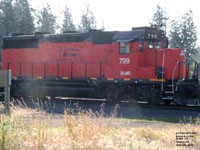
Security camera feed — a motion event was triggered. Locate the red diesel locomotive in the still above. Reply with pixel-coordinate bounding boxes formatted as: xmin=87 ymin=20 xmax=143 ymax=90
xmin=2 ymin=26 xmax=200 ymax=105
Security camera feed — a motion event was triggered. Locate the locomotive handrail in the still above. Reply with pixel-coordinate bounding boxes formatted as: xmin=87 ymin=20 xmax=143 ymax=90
xmin=172 ymin=61 xmax=187 ymax=93
xmin=172 ymin=61 xmax=180 ymax=94
xmin=161 ymin=50 xmax=166 ymax=91
xmin=193 ymin=62 xmax=200 ymax=79
xmin=103 ymin=49 xmax=113 ymax=62
xmin=197 ymin=63 xmax=200 ymax=79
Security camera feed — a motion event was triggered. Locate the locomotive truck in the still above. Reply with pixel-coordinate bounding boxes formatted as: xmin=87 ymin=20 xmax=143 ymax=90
xmin=1 ymin=26 xmax=200 ymax=105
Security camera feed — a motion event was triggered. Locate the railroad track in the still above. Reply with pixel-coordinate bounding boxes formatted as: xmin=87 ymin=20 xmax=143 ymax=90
xmin=121 ymin=102 xmax=200 ymax=112
xmin=10 ymin=97 xmax=200 ymax=121
xmin=10 ymin=98 xmax=200 ymax=113
xmin=15 ymin=97 xmax=200 ymax=112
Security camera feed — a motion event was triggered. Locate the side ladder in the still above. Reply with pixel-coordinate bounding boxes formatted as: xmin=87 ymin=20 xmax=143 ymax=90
xmin=162 ymin=81 xmax=175 ymax=104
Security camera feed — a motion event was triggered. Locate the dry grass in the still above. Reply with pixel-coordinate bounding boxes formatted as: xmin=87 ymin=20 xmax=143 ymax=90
xmin=0 ymin=102 xmax=199 ymax=150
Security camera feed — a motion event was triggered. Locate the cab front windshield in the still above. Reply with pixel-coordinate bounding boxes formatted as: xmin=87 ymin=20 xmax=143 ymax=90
xmin=146 ymin=41 xmax=163 ymax=49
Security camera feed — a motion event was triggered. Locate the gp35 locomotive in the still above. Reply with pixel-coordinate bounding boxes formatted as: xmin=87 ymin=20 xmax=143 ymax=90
xmin=1 ymin=26 xmax=200 ymax=105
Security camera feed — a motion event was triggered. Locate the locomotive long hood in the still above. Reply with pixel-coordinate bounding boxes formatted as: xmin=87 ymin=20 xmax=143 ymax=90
xmin=3 ymin=26 xmax=166 ymax=49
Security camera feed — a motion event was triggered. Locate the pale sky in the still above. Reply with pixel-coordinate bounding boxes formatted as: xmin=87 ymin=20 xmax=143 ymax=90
xmin=30 ymin=0 xmax=200 ymax=43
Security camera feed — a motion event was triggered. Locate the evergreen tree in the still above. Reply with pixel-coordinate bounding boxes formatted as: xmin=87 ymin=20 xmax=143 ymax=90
xmin=0 ymin=7 xmax=4 ymax=37
xmin=13 ymin=0 xmax=35 ymax=34
xmin=0 ymin=0 xmax=15 ymax=61
xmin=79 ymin=4 xmax=96 ymax=32
xmin=0 ymin=11 xmax=3 ymax=61
xmin=152 ymin=5 xmax=167 ymax=32
xmin=61 ymin=5 xmax=76 ymax=32
xmin=36 ymin=4 xmax=57 ymax=33
xmin=0 ymin=0 xmax=15 ymax=35
xmin=169 ymin=11 xmax=198 ymax=62
xmin=169 ymin=20 xmax=182 ymax=48
xmin=181 ymin=11 xmax=198 ymax=61
xmin=100 ymin=20 xmax=105 ymax=31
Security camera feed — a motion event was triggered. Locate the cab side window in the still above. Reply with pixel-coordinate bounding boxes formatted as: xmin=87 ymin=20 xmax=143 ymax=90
xmin=147 ymin=41 xmax=153 ymax=48
xmin=139 ymin=40 xmax=144 ymax=51
xmin=119 ymin=42 xmax=130 ymax=54
xmin=155 ymin=42 xmax=161 ymax=48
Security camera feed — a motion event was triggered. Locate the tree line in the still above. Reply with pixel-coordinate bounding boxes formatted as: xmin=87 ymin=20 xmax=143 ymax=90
xmin=0 ymin=0 xmax=199 ymax=63
xmin=0 ymin=0 xmax=97 ymax=35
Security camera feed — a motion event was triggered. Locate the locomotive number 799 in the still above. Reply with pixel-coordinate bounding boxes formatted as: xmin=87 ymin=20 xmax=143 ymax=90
xmin=119 ymin=58 xmax=130 ymax=64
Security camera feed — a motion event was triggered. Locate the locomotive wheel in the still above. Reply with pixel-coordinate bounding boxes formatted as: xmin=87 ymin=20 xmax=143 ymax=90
xmin=135 ymin=86 xmax=160 ymax=104
xmin=195 ymin=98 xmax=200 ymax=105
xmin=148 ymin=88 xmax=159 ymax=104
xmin=106 ymin=85 xmax=116 ymax=100
xmin=173 ymin=93 xmax=188 ymax=106
xmin=164 ymin=99 xmax=173 ymax=105
xmin=105 ymin=84 xmax=129 ymax=102
xmin=106 ymin=85 xmax=120 ymax=101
